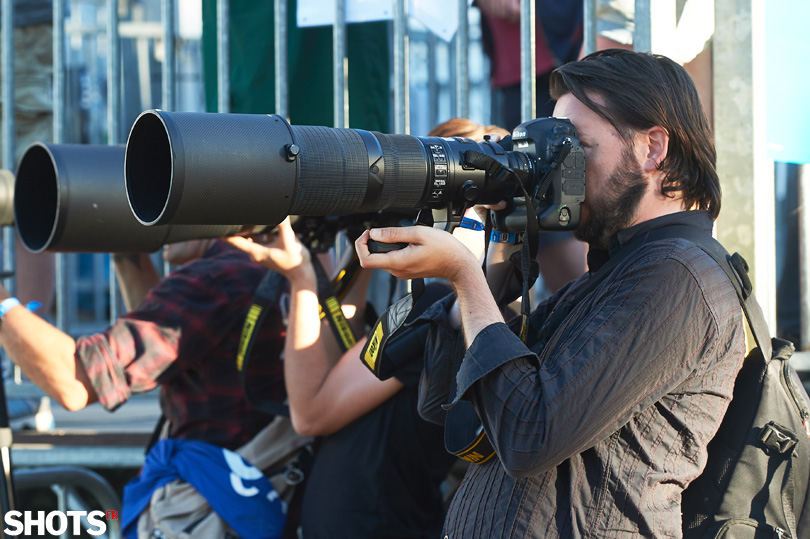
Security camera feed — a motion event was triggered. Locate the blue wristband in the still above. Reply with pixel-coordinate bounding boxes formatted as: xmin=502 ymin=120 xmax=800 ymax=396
xmin=0 ymin=297 xmax=21 ymax=317
xmin=459 ymin=217 xmax=484 ymax=231
xmin=489 ymin=231 xmax=524 ymax=244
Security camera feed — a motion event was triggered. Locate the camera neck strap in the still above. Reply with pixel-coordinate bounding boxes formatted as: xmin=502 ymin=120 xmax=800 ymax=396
xmin=236 ymin=269 xmax=291 ymax=417
xmin=311 ymin=253 xmax=359 ymax=352
xmin=471 ymin=154 xmax=540 ymax=343
xmin=236 ymin=254 xmax=360 ymax=416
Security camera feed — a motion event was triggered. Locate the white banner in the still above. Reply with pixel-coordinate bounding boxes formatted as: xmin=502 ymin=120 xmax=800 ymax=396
xmin=297 ymin=0 xmax=473 ymax=42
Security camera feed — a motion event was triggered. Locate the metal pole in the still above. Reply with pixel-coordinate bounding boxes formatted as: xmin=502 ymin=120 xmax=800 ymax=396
xmin=161 ymin=0 xmax=176 ymax=112
xmin=583 ymin=0 xmax=597 ymax=56
xmin=53 ymin=0 xmax=68 ymax=331
xmin=714 ymin=0 xmax=775 ymax=328
xmin=274 ymin=0 xmax=288 ymax=119
xmin=800 ymin=164 xmax=810 ymax=351
xmin=455 ymin=0 xmax=468 ymax=119
xmin=1 ymin=0 xmax=15 ymax=299
xmin=634 ymin=0 xmax=651 ymax=52
xmin=0 ymin=5 xmax=15 ymax=522
xmin=107 ymin=0 xmax=121 ymax=322
xmin=393 ymin=0 xmax=408 ymax=134
xmin=1 ymin=0 xmax=13 ymax=173
xmin=107 ymin=0 xmax=121 ymax=145
xmin=217 ymin=0 xmax=229 ymax=113
xmin=161 ymin=0 xmax=175 ymax=278
xmin=0 ymin=0 xmax=15 ymax=475
xmin=519 ymin=0 xmax=535 ymax=123
xmin=427 ymin=32 xmax=438 ymax=130
xmin=333 ymin=0 xmax=347 ymax=128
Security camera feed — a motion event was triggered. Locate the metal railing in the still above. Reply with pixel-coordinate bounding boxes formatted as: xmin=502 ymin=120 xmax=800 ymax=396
xmin=0 ymin=0 xmax=805 ymax=347
xmin=14 ymin=466 xmax=122 ymax=539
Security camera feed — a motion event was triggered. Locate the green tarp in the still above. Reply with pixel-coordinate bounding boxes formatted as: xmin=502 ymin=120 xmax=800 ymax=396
xmin=202 ymin=0 xmax=390 ymax=132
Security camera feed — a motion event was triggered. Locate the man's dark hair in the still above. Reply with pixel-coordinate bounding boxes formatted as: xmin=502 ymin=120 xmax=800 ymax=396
xmin=550 ymin=49 xmax=720 ymax=219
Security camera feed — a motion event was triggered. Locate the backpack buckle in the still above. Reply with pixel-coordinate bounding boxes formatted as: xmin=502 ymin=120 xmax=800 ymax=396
xmin=759 ymin=421 xmax=798 ymax=455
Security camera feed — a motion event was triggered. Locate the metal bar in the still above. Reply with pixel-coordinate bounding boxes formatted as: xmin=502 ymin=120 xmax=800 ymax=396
xmin=107 ymin=0 xmax=121 ymax=323
xmin=107 ymin=0 xmax=121 ymax=145
xmin=455 ymin=0 xmax=468 ymax=119
xmin=217 ymin=0 xmax=229 ymax=112
xmin=634 ymin=0 xmax=652 ymax=52
xmin=519 ymin=0 xmax=535 ymax=123
xmin=53 ymin=0 xmax=68 ymax=332
xmin=54 ymin=484 xmax=68 ymax=539
xmin=427 ymin=32 xmax=437 ymax=130
xmin=714 ymin=0 xmax=775 ymax=328
xmin=1 ymin=0 xmax=14 ymax=297
xmin=583 ymin=0 xmax=597 ymax=55
xmin=800 ymin=164 xmax=810 ymax=350
xmin=161 ymin=0 xmax=176 ymax=111
xmin=1 ymin=0 xmax=13 ymax=172
xmin=15 ymin=466 xmax=122 ymax=539
xmin=0 ymin=445 xmax=15 ymax=514
xmin=53 ymin=0 xmax=66 ymax=143
xmin=274 ymin=0 xmax=288 ymax=119
xmin=333 ymin=0 xmax=347 ymax=128
xmin=393 ymin=0 xmax=408 ymax=134
xmin=160 ymin=1 xmax=176 ymax=279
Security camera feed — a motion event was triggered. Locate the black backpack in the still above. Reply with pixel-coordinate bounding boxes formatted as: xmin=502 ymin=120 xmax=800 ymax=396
xmin=675 ymin=231 xmax=810 ymax=538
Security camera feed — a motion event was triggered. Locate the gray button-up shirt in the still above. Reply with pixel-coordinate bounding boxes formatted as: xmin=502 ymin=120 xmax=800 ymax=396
xmin=421 ymin=210 xmax=746 ymax=538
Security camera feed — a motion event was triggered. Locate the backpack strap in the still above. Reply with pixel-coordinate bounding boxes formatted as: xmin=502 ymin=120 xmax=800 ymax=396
xmin=633 ymin=225 xmax=772 ymax=361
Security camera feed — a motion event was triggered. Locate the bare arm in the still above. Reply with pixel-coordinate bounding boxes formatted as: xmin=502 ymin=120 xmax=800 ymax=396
xmin=112 ymin=253 xmax=161 ymax=311
xmin=0 ymin=287 xmax=97 ymax=410
xmin=227 ymin=220 xmax=401 ymax=436
xmin=283 ymin=266 xmax=401 ymax=435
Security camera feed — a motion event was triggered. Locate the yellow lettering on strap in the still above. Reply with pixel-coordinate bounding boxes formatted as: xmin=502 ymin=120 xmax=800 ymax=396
xmin=325 ymin=296 xmax=356 ymax=350
xmin=363 ymin=321 xmax=385 ymax=372
xmin=236 ymin=304 xmax=263 ymax=371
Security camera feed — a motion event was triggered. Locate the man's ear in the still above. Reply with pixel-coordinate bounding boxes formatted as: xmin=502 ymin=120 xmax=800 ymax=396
xmin=641 ymin=126 xmax=669 ymax=174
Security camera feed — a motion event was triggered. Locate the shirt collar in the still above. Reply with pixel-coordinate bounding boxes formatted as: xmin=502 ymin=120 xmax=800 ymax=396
xmin=587 ymin=210 xmax=714 ymax=272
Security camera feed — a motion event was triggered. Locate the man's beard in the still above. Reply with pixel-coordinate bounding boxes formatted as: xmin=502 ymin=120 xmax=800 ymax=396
xmin=574 ymin=146 xmax=648 ymax=250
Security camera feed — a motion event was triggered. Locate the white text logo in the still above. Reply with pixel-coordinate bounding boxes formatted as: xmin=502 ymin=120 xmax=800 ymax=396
xmin=4 ymin=510 xmax=113 ymax=536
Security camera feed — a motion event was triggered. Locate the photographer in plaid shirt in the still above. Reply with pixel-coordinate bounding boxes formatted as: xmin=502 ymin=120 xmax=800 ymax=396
xmin=0 ymin=238 xmax=287 ymax=450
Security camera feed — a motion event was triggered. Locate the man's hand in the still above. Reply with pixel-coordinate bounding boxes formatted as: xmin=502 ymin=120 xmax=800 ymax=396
xmin=355 ymin=226 xmax=480 ymax=284
xmin=226 ymin=217 xmax=313 ymax=283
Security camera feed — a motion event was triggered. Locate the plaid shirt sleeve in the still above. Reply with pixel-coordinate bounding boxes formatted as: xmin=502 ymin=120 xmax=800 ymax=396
xmin=76 ymin=245 xmax=254 ymax=411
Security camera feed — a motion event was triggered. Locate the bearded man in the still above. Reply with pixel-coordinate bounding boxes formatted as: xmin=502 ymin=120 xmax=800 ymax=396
xmin=355 ymin=49 xmax=745 ymax=538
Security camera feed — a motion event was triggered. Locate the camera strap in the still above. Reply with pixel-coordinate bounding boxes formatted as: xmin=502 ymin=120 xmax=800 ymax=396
xmin=444 ymin=331 xmax=497 ymax=464
xmin=311 ymin=254 xmax=358 ymax=352
xmin=237 ymin=255 xmax=360 ymax=416
xmin=237 ymin=269 xmax=291 ymax=417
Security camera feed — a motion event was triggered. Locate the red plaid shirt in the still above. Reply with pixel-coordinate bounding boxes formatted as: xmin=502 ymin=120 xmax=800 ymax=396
xmin=76 ymin=240 xmax=288 ymax=450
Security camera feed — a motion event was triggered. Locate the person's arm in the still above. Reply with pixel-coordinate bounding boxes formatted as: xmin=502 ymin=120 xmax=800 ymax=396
xmin=112 ymin=253 xmax=161 ymax=311
xmin=355 ymin=225 xmax=505 ymax=347
xmin=456 ymin=248 xmax=740 ymax=477
xmin=227 ymin=221 xmax=402 ymax=436
xmin=15 ymin=238 xmax=55 ymax=315
xmin=0 ymin=287 xmax=97 ymax=410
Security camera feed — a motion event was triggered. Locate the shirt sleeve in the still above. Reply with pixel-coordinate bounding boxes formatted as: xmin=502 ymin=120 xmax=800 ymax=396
xmin=453 ymin=249 xmax=737 ymax=478
xmin=75 ymin=262 xmax=239 ymax=411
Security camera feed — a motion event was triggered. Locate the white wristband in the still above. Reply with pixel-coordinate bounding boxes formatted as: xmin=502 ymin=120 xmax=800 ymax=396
xmin=0 ymin=297 xmax=21 ymax=318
